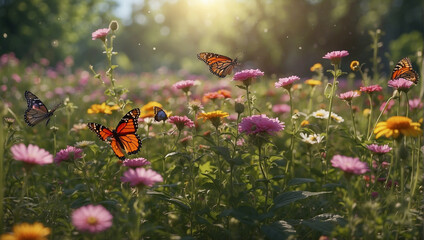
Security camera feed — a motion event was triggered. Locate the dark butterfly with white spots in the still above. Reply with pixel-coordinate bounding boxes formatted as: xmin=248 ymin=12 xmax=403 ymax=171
xmin=24 ymin=91 xmax=62 ymax=127
xmin=154 ymin=106 xmax=168 ymax=122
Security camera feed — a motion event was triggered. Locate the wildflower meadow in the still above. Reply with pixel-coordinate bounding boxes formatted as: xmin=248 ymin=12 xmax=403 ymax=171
xmin=1 ymin=1 xmax=424 ymax=239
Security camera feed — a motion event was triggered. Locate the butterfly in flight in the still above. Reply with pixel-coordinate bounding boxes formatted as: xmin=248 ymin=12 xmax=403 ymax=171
xmin=197 ymin=52 xmax=238 ymax=78
xmin=391 ymin=57 xmax=419 ymax=84
xmin=24 ymin=90 xmax=62 ymax=127
xmin=154 ymin=106 xmax=168 ymax=122
xmin=87 ymin=108 xmax=142 ymax=160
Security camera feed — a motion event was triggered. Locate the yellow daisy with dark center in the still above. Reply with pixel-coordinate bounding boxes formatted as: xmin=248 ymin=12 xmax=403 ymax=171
xmin=374 ymin=116 xmax=422 ymax=139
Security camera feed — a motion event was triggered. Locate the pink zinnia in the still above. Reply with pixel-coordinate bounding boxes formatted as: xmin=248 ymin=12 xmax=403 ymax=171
xmin=331 ymin=155 xmax=369 ymax=175
xmin=168 ymin=116 xmax=195 ymax=131
xmin=11 ymin=143 xmax=53 ymax=165
xmin=388 ymin=78 xmax=414 ymax=92
xmin=322 ymin=50 xmax=349 ymax=66
xmin=275 ymin=75 xmax=300 ymax=90
xmin=233 ymin=69 xmax=264 ymax=82
xmin=379 ymin=99 xmax=395 ymax=113
xmin=238 ymin=114 xmax=285 ymax=135
xmin=71 ymin=205 xmax=113 ymax=233
xmin=367 ymin=144 xmax=392 ymax=154
xmin=409 ymin=98 xmax=423 ymax=110
xmin=91 ymin=28 xmax=110 ymax=40
xmin=360 ymin=85 xmax=383 ymax=94
xmin=122 ymin=158 xmax=151 ymax=168
xmin=54 ymin=146 xmax=84 ymax=164
xmin=173 ymin=80 xmax=197 ymax=92
xmin=272 ymin=104 xmax=291 ymax=114
xmin=338 ymin=91 xmax=360 ymax=102
xmin=121 ymin=168 xmax=163 ymax=187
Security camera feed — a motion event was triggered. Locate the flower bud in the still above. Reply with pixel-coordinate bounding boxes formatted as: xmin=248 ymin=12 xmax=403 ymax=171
xmin=109 ymin=20 xmax=119 ymax=31
xmin=235 ymin=102 xmax=245 ymax=114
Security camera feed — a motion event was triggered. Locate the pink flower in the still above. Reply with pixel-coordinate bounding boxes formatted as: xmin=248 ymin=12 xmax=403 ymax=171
xmin=54 ymin=146 xmax=84 ymax=164
xmin=11 ymin=143 xmax=53 ymax=165
xmin=338 ymin=91 xmax=360 ymax=102
xmin=379 ymin=99 xmax=395 ymax=113
xmin=71 ymin=205 xmax=113 ymax=233
xmin=409 ymin=98 xmax=423 ymax=110
xmin=168 ymin=116 xmax=195 ymax=131
xmin=122 ymin=158 xmax=151 ymax=168
xmin=367 ymin=144 xmax=392 ymax=154
xmin=238 ymin=114 xmax=285 ymax=135
xmin=91 ymin=28 xmax=110 ymax=40
xmin=331 ymin=155 xmax=369 ymax=175
xmin=11 ymin=73 xmax=21 ymax=83
xmin=121 ymin=168 xmax=163 ymax=187
xmin=388 ymin=78 xmax=414 ymax=92
xmin=173 ymin=80 xmax=197 ymax=92
xmin=322 ymin=50 xmax=349 ymax=65
xmin=272 ymin=104 xmax=291 ymax=114
xmin=233 ymin=69 xmax=264 ymax=82
xmin=360 ymin=85 xmax=383 ymax=94
xmin=275 ymin=75 xmax=300 ymax=90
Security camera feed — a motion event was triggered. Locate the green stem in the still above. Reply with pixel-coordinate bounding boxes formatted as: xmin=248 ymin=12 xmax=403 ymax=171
xmin=404 ymin=92 xmax=409 ymax=117
xmin=367 ymin=95 xmax=395 ymax=141
xmin=0 ymin=117 xmax=4 ymax=234
xmin=366 ymin=94 xmax=373 ymax=138
xmin=246 ymin=85 xmax=252 ymax=116
xmin=258 ymin=146 xmax=269 ymax=211
xmin=285 ymin=90 xmax=295 ymax=175
xmin=349 ymin=103 xmax=357 ymax=140
xmin=307 ymin=86 xmax=316 ymax=114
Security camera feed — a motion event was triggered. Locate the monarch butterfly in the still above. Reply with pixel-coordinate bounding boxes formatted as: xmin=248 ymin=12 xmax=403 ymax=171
xmin=87 ymin=108 xmax=142 ymax=160
xmin=197 ymin=52 xmax=238 ymax=78
xmin=391 ymin=57 xmax=419 ymax=84
xmin=153 ymin=106 xmax=168 ymax=122
xmin=24 ymin=90 xmax=62 ymax=127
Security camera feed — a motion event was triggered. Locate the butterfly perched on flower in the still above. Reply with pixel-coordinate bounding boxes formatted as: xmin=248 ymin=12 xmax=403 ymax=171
xmin=154 ymin=106 xmax=168 ymax=122
xmin=87 ymin=108 xmax=142 ymax=160
xmin=24 ymin=90 xmax=62 ymax=127
xmin=197 ymin=52 xmax=238 ymax=78
xmin=391 ymin=57 xmax=419 ymax=84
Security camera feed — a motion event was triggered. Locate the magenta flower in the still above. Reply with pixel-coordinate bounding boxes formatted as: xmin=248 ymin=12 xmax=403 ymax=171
xmin=121 ymin=168 xmax=163 ymax=187
xmin=173 ymin=80 xmax=197 ymax=92
xmin=338 ymin=91 xmax=360 ymax=102
xmin=322 ymin=50 xmax=349 ymax=65
xmin=367 ymin=144 xmax=392 ymax=154
xmin=388 ymin=78 xmax=414 ymax=92
xmin=272 ymin=104 xmax=291 ymax=114
xmin=238 ymin=114 xmax=285 ymax=135
xmin=71 ymin=205 xmax=113 ymax=233
xmin=409 ymin=98 xmax=423 ymax=110
xmin=233 ymin=69 xmax=264 ymax=83
xmin=122 ymin=158 xmax=151 ymax=168
xmin=379 ymin=99 xmax=395 ymax=113
xmin=54 ymin=146 xmax=84 ymax=164
xmin=10 ymin=143 xmax=53 ymax=165
xmin=360 ymin=85 xmax=383 ymax=94
xmin=275 ymin=75 xmax=300 ymax=90
xmin=91 ymin=28 xmax=110 ymax=41
xmin=168 ymin=116 xmax=195 ymax=131
xmin=331 ymin=155 xmax=369 ymax=175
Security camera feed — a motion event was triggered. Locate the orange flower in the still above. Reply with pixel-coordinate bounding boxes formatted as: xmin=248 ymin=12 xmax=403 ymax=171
xmin=310 ymin=63 xmax=323 ymax=72
xmin=0 ymin=222 xmax=51 ymax=240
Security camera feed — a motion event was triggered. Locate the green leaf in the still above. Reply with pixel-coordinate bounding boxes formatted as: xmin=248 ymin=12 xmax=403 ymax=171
xmin=236 ymin=84 xmax=247 ymax=90
xmin=288 ymin=178 xmax=316 ymax=186
xmin=111 ymin=64 xmax=119 ymax=69
xmin=324 ymin=83 xmax=332 ymax=98
xmin=228 ymin=206 xmax=259 ymax=225
xmin=147 ymin=191 xmax=191 ymax=212
xmin=272 ymin=191 xmax=330 ymax=210
xmin=260 ymin=220 xmax=296 ymax=240
xmin=300 ymin=214 xmax=345 ymax=235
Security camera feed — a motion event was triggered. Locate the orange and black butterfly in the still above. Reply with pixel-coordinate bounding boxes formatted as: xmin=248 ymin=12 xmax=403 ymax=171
xmin=24 ymin=90 xmax=62 ymax=127
xmin=153 ymin=106 xmax=168 ymax=122
xmin=87 ymin=108 xmax=142 ymax=160
xmin=391 ymin=57 xmax=419 ymax=84
xmin=197 ymin=52 xmax=238 ymax=78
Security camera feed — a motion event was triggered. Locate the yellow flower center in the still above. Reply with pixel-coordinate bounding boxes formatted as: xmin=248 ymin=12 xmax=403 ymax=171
xmin=87 ymin=216 xmax=98 ymax=225
xmin=386 ymin=116 xmax=412 ymax=130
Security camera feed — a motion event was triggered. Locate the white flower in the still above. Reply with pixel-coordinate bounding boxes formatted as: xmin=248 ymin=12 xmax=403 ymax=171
xmin=330 ymin=112 xmax=344 ymax=123
xmin=311 ymin=109 xmax=329 ymax=119
xmin=300 ymin=133 xmax=325 ymax=144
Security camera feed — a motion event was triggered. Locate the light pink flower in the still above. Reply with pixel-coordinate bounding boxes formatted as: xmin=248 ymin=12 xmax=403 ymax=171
xmin=322 ymin=50 xmax=349 ymax=60
xmin=238 ymin=114 xmax=285 ymax=135
xmin=72 ymin=205 xmax=113 ymax=233
xmin=91 ymin=28 xmax=110 ymax=40
xmin=379 ymin=99 xmax=395 ymax=113
xmin=272 ymin=104 xmax=291 ymax=114
xmin=331 ymin=155 xmax=369 ymax=175
xmin=233 ymin=69 xmax=264 ymax=82
xmin=338 ymin=91 xmax=360 ymax=102
xmin=275 ymin=75 xmax=300 ymax=90
xmin=168 ymin=116 xmax=195 ymax=131
xmin=11 ymin=143 xmax=53 ymax=165
xmin=11 ymin=74 xmax=21 ymax=83
xmin=122 ymin=158 xmax=151 ymax=168
xmin=360 ymin=85 xmax=383 ymax=94
xmin=388 ymin=78 xmax=414 ymax=92
xmin=121 ymin=168 xmax=163 ymax=187
xmin=367 ymin=144 xmax=392 ymax=154
xmin=409 ymin=98 xmax=423 ymax=110
xmin=54 ymin=146 xmax=84 ymax=164
xmin=173 ymin=80 xmax=197 ymax=92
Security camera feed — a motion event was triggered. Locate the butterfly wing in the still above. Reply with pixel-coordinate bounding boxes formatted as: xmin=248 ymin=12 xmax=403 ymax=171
xmin=197 ymin=52 xmax=237 ymax=78
xmin=153 ymin=106 xmax=168 ymax=122
xmin=115 ymin=108 xmax=142 ymax=155
xmin=391 ymin=57 xmax=419 ymax=84
xmin=87 ymin=122 xmax=126 ymax=159
xmin=24 ymin=91 xmax=54 ymax=126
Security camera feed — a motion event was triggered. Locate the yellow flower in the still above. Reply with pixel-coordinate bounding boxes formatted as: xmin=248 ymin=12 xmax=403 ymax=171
xmin=141 ymin=101 xmax=162 ymax=113
xmin=87 ymin=102 xmax=119 ymax=114
xmin=363 ymin=108 xmax=371 ymax=117
xmin=0 ymin=222 xmax=51 ymax=240
xmin=374 ymin=116 xmax=422 ymax=139
xmin=198 ymin=110 xmax=229 ymax=128
xmin=305 ymin=79 xmax=322 ymax=86
xmin=350 ymin=60 xmax=360 ymax=71
xmin=310 ymin=63 xmax=323 ymax=72
xmin=300 ymin=120 xmax=310 ymax=127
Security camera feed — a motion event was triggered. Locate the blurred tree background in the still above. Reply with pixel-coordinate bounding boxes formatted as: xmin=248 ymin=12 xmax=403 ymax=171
xmin=1 ymin=0 xmax=423 ymax=77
